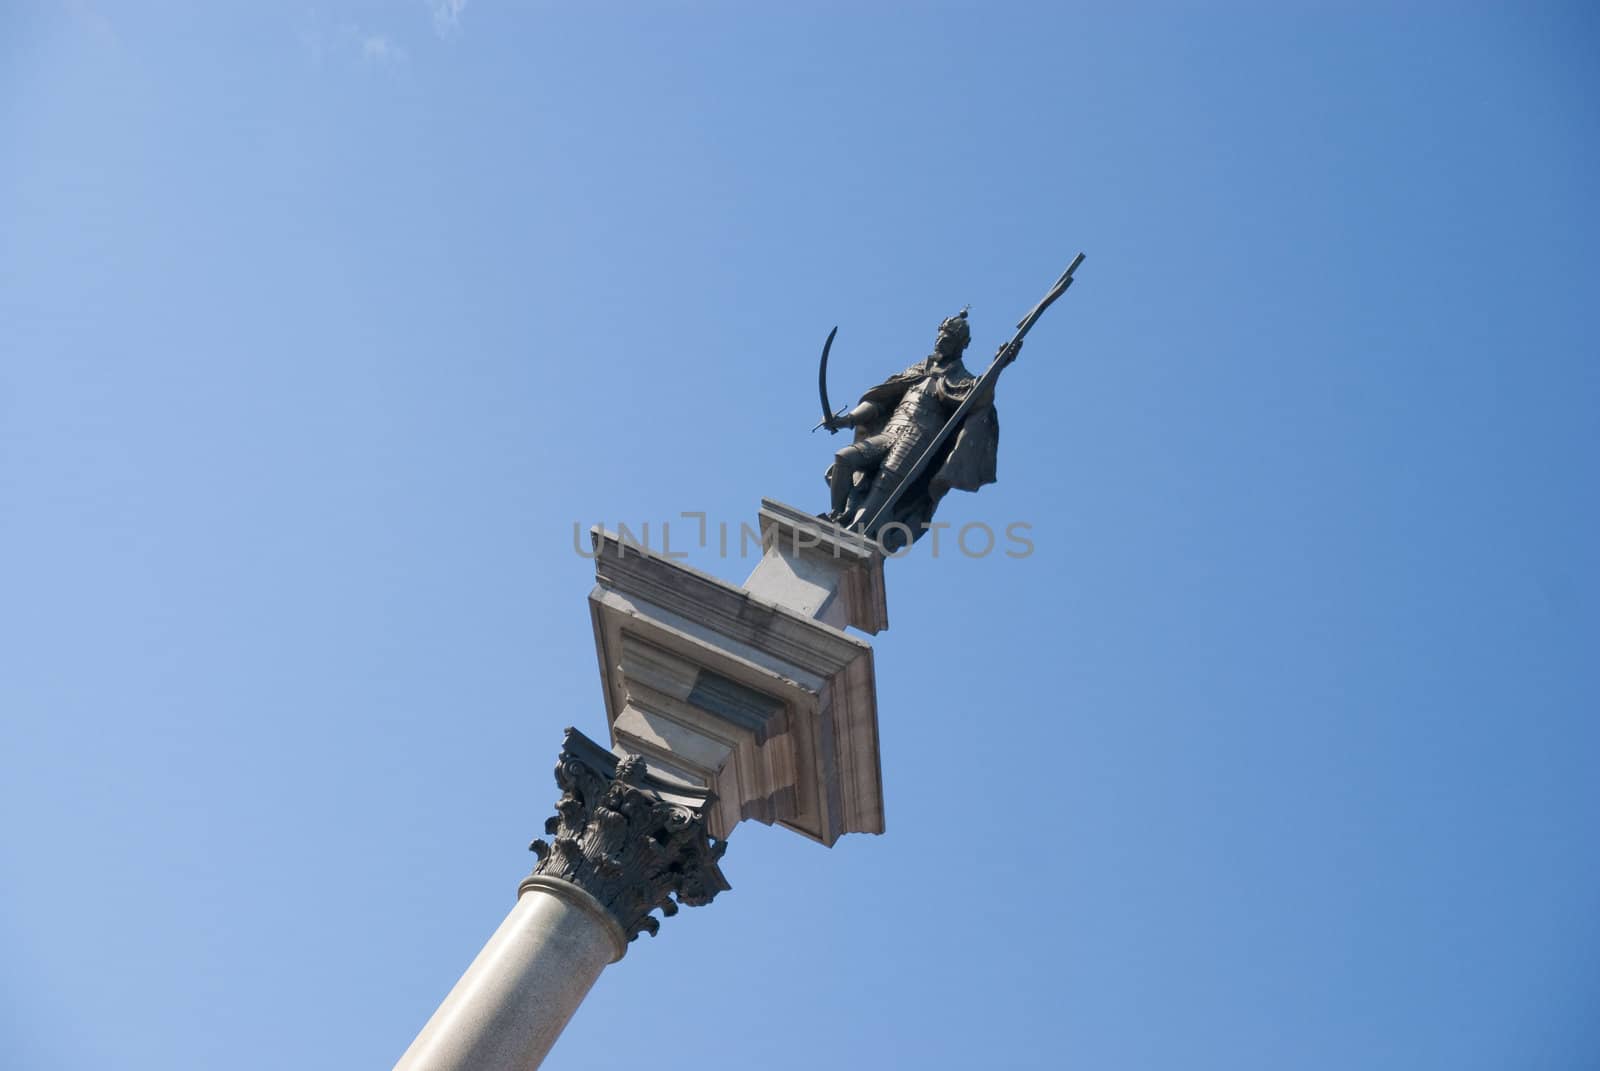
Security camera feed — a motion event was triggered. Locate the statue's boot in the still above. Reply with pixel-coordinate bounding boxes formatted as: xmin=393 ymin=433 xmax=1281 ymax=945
xmin=829 ymin=461 xmax=864 ymax=525
xmin=851 ymin=473 xmax=900 ymax=538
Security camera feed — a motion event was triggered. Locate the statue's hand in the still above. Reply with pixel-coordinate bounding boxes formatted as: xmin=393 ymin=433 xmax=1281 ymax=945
xmin=998 ymin=339 xmax=1023 ymax=363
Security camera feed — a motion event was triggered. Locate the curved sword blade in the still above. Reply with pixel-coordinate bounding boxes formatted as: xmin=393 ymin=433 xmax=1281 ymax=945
xmin=815 ymin=325 xmax=839 ymax=432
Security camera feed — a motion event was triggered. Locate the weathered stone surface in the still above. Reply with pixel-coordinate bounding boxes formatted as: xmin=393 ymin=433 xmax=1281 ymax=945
xmin=528 ymin=727 xmax=729 ymax=942
xmin=392 ymin=878 xmax=624 ymax=1071
xmin=589 ymin=517 xmax=884 ymax=846
xmin=743 ymin=498 xmax=888 ymax=634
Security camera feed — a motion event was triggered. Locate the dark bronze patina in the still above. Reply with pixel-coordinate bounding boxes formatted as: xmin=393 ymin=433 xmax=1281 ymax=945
xmin=528 ymin=728 xmax=729 ymax=942
xmin=818 ymin=254 xmax=1085 ymax=551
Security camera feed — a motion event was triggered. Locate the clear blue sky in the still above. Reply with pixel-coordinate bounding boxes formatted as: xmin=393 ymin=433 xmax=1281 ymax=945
xmin=3 ymin=3 xmax=1597 ymax=1069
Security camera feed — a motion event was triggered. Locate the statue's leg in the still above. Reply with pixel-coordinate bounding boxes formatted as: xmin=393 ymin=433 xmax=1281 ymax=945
xmin=831 ymin=436 xmax=890 ymax=525
xmin=829 ymin=456 xmax=856 ymax=519
xmin=852 ymin=452 xmax=907 ymax=538
xmin=852 ymin=478 xmax=892 ymax=537
xmin=845 ymin=470 xmax=872 ymax=521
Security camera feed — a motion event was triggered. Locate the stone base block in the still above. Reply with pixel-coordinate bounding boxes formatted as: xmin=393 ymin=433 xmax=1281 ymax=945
xmin=588 ymin=517 xmax=884 ymax=847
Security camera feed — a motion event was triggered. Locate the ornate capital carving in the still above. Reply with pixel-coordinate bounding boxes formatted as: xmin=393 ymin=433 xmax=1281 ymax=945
xmin=528 ymin=728 xmax=730 ymax=942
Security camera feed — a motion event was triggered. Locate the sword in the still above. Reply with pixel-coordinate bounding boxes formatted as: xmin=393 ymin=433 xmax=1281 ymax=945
xmin=859 ymin=252 xmax=1086 ymax=538
xmin=812 ymin=325 xmax=848 ymax=432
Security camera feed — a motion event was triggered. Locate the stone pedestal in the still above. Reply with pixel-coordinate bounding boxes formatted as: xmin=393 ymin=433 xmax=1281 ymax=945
xmin=742 ymin=499 xmax=888 ymax=634
xmin=399 ymin=500 xmax=890 ymax=1068
xmin=588 ymin=500 xmax=887 ymax=846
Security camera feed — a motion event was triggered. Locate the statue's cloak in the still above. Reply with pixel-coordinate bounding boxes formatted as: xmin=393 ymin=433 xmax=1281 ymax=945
xmin=840 ymin=355 xmax=1000 ymax=543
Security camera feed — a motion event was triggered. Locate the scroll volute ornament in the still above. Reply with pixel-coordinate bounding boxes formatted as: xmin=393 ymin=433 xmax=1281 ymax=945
xmin=530 ymin=729 xmax=730 ymax=942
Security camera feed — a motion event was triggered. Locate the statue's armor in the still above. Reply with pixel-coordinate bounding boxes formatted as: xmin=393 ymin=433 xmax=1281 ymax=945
xmin=879 ymin=375 xmax=950 ymax=476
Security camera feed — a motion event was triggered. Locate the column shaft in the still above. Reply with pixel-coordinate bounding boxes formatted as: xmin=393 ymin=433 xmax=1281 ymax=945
xmin=394 ymin=877 xmax=625 ymax=1071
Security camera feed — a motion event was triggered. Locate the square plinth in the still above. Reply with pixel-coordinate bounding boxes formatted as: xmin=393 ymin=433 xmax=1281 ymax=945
xmin=742 ymin=499 xmax=888 ymax=635
xmin=587 ymin=527 xmax=884 ymax=846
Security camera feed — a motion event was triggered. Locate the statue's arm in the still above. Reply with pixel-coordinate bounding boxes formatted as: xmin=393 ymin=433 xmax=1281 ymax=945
xmin=832 ymin=400 xmax=882 ymax=430
xmin=832 ymin=366 xmax=918 ymax=430
xmin=959 ymin=341 xmax=1021 ymax=407
xmin=855 ymin=371 xmax=917 ymax=412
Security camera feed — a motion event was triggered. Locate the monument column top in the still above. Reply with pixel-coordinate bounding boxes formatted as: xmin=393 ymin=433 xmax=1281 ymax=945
xmin=744 ymin=499 xmax=889 ymax=635
xmin=587 ymin=514 xmax=884 ymax=846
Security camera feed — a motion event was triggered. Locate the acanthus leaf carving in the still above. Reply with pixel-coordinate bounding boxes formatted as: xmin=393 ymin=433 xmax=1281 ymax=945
xmin=528 ymin=727 xmax=730 ymax=942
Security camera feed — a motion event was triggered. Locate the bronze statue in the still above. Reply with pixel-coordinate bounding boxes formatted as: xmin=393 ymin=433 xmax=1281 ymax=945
xmin=820 ymin=311 xmax=1012 ymax=550
xmin=816 ymin=254 xmax=1085 ymax=552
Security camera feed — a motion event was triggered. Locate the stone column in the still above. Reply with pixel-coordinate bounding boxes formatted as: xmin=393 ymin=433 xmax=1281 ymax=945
xmin=398 ymin=500 xmax=889 ymax=1067
xmin=394 ymin=729 xmax=728 ymax=1071
xmin=392 ymin=877 xmax=623 ymax=1071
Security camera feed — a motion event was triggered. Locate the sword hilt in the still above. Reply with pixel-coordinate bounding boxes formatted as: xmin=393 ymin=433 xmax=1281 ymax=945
xmin=812 ymin=409 xmax=848 ymax=433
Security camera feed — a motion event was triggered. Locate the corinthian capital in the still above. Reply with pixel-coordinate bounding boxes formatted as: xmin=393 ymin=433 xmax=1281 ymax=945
xmin=528 ymin=728 xmax=730 ymax=942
